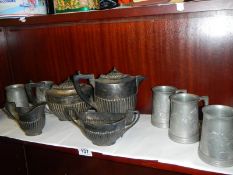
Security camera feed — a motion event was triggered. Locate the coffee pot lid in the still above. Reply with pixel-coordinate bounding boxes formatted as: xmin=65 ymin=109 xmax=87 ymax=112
xmin=99 ymin=68 xmax=128 ymax=80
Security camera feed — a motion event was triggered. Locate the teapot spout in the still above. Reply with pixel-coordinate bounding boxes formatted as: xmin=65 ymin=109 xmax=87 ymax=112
xmin=136 ymin=75 xmax=145 ymax=87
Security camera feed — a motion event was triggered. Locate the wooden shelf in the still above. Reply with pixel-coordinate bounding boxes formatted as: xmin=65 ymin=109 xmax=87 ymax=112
xmin=1 ymin=0 xmax=233 ymax=27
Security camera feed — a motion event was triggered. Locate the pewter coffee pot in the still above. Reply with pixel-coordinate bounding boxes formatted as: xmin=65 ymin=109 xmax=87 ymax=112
xmin=73 ymin=68 xmax=144 ymax=113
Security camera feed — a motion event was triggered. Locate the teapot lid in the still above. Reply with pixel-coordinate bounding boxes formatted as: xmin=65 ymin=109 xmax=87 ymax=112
xmin=47 ymin=78 xmax=77 ymax=96
xmin=53 ymin=79 xmax=74 ymax=90
xmin=99 ymin=68 xmax=128 ymax=80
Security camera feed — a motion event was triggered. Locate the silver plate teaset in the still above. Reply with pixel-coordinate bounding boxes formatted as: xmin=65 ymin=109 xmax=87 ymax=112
xmin=151 ymin=85 xmax=233 ymax=167
xmin=3 ymin=68 xmax=143 ymax=146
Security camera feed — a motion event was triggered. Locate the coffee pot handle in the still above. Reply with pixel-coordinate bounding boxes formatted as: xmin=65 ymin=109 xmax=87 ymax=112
xmin=73 ymin=72 xmax=97 ymax=110
xmin=200 ymin=96 xmax=209 ymax=106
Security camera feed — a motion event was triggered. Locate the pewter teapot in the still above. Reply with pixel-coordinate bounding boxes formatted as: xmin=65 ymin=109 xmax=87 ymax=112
xmin=73 ymin=68 xmax=144 ymax=113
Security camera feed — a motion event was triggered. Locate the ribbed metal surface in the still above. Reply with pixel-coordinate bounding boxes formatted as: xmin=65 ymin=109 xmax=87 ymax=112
xmin=84 ymin=128 xmax=125 ymax=146
xmin=47 ymin=102 xmax=89 ymax=121
xmin=95 ymin=95 xmax=136 ymax=113
xmin=18 ymin=116 xmax=45 ymax=136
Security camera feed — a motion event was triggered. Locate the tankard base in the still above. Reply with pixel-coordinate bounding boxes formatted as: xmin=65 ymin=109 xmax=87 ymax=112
xmin=198 ymin=147 xmax=233 ymax=167
xmin=168 ymin=132 xmax=199 ymax=144
xmin=151 ymin=120 xmax=169 ymax=128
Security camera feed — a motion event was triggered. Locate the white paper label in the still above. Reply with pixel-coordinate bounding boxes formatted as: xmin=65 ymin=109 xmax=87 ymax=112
xmin=176 ymin=3 xmax=184 ymax=12
xmin=78 ymin=148 xmax=92 ymax=157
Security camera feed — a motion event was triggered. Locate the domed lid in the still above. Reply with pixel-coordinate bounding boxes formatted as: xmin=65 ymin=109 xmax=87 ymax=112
xmin=52 ymin=79 xmax=74 ymax=90
xmin=47 ymin=79 xmax=77 ymax=97
xmin=99 ymin=68 xmax=128 ymax=80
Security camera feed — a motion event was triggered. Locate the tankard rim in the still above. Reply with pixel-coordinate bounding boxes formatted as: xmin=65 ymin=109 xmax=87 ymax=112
xmin=5 ymin=84 xmax=25 ymax=90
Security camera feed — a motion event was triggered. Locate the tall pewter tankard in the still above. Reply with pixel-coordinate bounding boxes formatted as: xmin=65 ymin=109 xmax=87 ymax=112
xmin=5 ymin=84 xmax=29 ymax=107
xmin=198 ymin=105 xmax=233 ymax=167
xmin=73 ymin=68 xmax=144 ymax=113
xmin=169 ymin=93 xmax=208 ymax=144
xmin=151 ymin=86 xmax=186 ymax=128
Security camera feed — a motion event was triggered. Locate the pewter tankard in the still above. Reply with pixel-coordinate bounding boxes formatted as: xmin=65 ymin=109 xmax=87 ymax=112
xmin=169 ymin=93 xmax=208 ymax=144
xmin=5 ymin=84 xmax=29 ymax=107
xmin=198 ymin=105 xmax=233 ymax=167
xmin=151 ymin=86 xmax=186 ymax=128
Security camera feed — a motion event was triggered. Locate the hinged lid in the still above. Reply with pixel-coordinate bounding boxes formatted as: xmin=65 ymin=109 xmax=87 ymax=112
xmin=52 ymin=79 xmax=74 ymax=90
xmin=99 ymin=68 xmax=128 ymax=80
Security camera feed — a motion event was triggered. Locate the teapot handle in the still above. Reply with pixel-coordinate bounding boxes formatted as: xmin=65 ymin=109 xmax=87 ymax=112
xmin=25 ymin=81 xmax=45 ymax=105
xmin=73 ymin=73 xmax=97 ymax=110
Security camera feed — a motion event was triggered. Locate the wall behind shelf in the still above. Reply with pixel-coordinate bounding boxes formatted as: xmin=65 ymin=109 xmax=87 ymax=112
xmin=1 ymin=10 xmax=233 ymax=113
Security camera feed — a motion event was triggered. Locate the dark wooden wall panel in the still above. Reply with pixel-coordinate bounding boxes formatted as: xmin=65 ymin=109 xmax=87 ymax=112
xmin=0 ymin=28 xmax=13 ymax=107
xmin=5 ymin=11 xmax=233 ymax=113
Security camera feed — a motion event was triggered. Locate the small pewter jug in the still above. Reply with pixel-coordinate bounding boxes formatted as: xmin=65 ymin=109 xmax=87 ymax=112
xmin=73 ymin=68 xmax=144 ymax=113
xmin=198 ymin=105 xmax=233 ymax=167
xmin=151 ymin=86 xmax=186 ymax=128
xmin=5 ymin=84 xmax=29 ymax=107
xmin=169 ymin=93 xmax=208 ymax=144
xmin=25 ymin=81 xmax=54 ymax=104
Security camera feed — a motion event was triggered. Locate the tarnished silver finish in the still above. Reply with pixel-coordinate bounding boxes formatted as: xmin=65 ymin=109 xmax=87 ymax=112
xmin=5 ymin=84 xmax=29 ymax=107
xmin=95 ymin=95 xmax=136 ymax=113
xmin=46 ymin=79 xmax=92 ymax=121
xmin=73 ymin=68 xmax=144 ymax=113
xmin=169 ymin=93 xmax=208 ymax=144
xmin=198 ymin=105 xmax=233 ymax=167
xmin=64 ymin=109 xmax=140 ymax=146
xmin=151 ymin=86 xmax=186 ymax=128
xmin=25 ymin=81 xmax=54 ymax=104
xmin=16 ymin=104 xmax=46 ymax=136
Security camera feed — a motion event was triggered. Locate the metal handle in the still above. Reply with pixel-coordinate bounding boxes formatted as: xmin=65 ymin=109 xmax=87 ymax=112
xmin=25 ymin=81 xmax=45 ymax=105
xmin=73 ymin=72 xmax=97 ymax=110
xmin=125 ymin=110 xmax=140 ymax=131
xmin=64 ymin=107 xmax=83 ymax=128
xmin=199 ymin=96 xmax=209 ymax=106
xmin=175 ymin=89 xmax=187 ymax=94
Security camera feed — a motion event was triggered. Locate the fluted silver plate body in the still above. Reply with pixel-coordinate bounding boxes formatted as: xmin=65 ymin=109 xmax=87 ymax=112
xmin=95 ymin=94 xmax=136 ymax=113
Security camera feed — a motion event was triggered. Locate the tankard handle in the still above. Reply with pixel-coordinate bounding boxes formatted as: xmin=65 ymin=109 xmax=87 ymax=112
xmin=199 ymin=96 xmax=209 ymax=106
xmin=175 ymin=89 xmax=187 ymax=94
xmin=73 ymin=72 xmax=97 ymax=110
